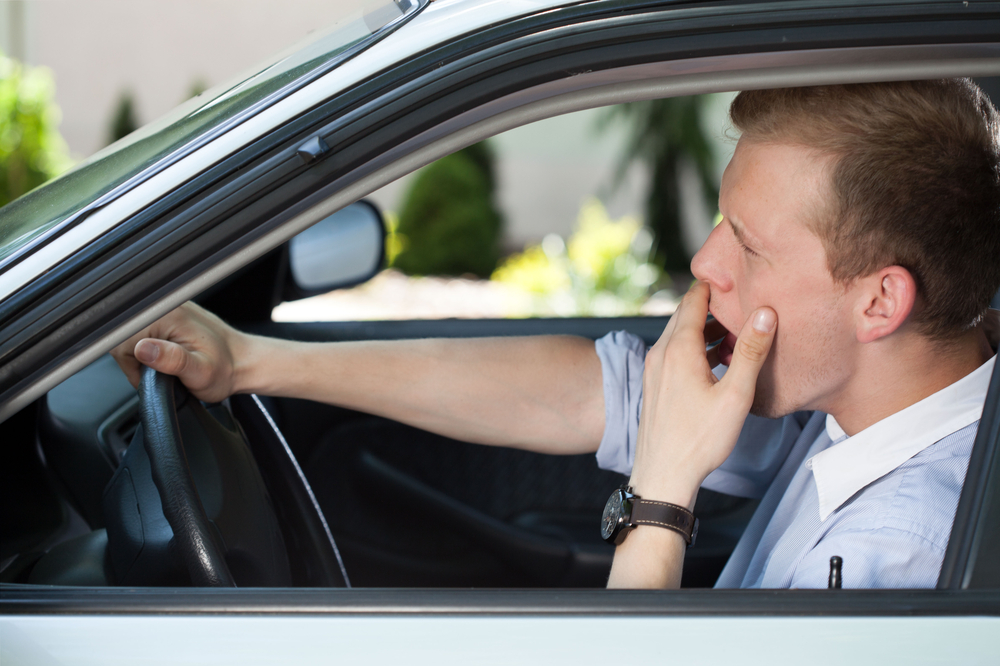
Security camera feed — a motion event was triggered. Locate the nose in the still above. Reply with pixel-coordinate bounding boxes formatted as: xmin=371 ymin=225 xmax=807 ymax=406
xmin=690 ymin=222 xmax=734 ymax=292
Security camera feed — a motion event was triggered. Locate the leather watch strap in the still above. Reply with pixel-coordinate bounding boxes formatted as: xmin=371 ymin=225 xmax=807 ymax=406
xmin=631 ymin=499 xmax=698 ymax=546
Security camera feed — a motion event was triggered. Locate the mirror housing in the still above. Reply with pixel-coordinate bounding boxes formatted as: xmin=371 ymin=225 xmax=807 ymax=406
xmin=194 ymin=201 xmax=385 ymax=322
xmin=284 ymin=200 xmax=385 ymax=301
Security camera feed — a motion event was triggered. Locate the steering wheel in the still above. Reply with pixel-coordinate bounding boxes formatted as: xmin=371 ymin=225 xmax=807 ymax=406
xmin=104 ymin=366 xmax=347 ymax=588
xmin=137 ymin=367 xmax=235 ymax=587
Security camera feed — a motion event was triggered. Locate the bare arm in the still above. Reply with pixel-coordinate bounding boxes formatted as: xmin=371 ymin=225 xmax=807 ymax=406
xmin=111 ymin=302 xmax=605 ymax=455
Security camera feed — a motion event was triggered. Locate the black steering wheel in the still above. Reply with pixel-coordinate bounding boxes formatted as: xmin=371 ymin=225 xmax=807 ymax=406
xmin=137 ymin=367 xmax=235 ymax=587
xmin=103 ymin=366 xmax=348 ymax=588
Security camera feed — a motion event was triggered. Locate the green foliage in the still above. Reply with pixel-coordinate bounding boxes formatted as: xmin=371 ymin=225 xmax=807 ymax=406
xmin=392 ymin=141 xmax=502 ymax=277
xmin=602 ymin=96 xmax=718 ymax=273
xmin=0 ymin=53 xmax=73 ymax=207
xmin=108 ymin=91 xmax=139 ymax=145
xmin=493 ymin=199 xmax=664 ymax=316
xmin=187 ymin=80 xmax=208 ymax=99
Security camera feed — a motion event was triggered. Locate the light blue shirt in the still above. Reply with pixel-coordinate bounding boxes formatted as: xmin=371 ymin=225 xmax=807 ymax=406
xmin=594 ymin=330 xmax=996 ymax=589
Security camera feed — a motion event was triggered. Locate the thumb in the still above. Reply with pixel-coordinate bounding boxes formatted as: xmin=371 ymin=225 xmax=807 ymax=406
xmin=722 ymin=307 xmax=777 ymax=402
xmin=134 ymin=338 xmax=202 ymax=381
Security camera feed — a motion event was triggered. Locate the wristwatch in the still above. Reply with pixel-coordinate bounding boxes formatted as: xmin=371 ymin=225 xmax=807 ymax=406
xmin=601 ymin=485 xmax=698 ymax=546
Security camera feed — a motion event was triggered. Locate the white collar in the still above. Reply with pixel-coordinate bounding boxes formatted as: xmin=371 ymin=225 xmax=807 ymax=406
xmin=808 ymin=353 xmax=996 ymax=522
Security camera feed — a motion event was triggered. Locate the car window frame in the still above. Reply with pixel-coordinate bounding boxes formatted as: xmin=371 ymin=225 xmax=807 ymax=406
xmin=3 ymin=0 xmax=1000 ymax=422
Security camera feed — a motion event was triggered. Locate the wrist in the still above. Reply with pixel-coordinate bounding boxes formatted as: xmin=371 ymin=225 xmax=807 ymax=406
xmin=625 ymin=475 xmax=700 ymax=513
xmin=228 ymin=330 xmax=272 ymax=395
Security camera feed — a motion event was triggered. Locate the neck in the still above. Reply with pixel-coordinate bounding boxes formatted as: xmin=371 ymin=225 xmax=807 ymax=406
xmin=824 ymin=326 xmax=994 ymax=437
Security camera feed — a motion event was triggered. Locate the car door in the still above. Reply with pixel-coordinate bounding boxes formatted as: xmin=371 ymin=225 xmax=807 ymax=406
xmin=3 ymin=0 xmax=1000 ymax=663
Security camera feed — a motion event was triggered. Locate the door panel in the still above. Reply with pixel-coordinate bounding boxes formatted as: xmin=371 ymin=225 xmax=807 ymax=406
xmin=255 ymin=317 xmax=757 ymax=588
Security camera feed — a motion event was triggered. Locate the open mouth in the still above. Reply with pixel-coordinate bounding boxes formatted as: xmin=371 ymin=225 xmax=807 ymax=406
xmin=708 ymin=304 xmax=738 ymax=367
xmin=718 ymin=329 xmax=738 ymax=366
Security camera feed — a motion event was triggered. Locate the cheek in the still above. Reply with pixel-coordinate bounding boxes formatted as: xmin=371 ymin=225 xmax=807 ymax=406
xmin=733 ymin=265 xmax=768 ymax=327
xmin=769 ymin=290 xmax=851 ymax=380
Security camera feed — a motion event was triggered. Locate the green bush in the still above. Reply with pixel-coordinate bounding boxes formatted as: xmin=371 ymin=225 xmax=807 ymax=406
xmin=392 ymin=141 xmax=502 ymax=277
xmin=492 ymin=199 xmax=664 ymax=316
xmin=107 ymin=91 xmax=139 ymax=145
xmin=0 ymin=53 xmax=72 ymax=207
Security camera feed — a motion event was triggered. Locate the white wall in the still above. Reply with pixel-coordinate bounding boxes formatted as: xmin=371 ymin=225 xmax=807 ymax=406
xmin=365 ymin=107 xmax=652 ymax=249
xmin=22 ymin=0 xmax=352 ymax=158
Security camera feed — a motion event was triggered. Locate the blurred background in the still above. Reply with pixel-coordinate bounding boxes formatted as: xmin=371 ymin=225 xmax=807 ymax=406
xmin=0 ymin=0 xmax=736 ymax=320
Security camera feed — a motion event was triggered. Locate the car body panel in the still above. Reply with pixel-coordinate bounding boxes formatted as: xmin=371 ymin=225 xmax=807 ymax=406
xmin=3 ymin=613 xmax=998 ymax=665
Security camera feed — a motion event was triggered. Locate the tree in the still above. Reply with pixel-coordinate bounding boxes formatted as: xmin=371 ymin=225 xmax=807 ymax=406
xmin=107 ymin=91 xmax=139 ymax=145
xmin=0 ymin=52 xmax=72 ymax=207
xmin=393 ymin=141 xmax=503 ymax=277
xmin=603 ymin=96 xmax=718 ymax=273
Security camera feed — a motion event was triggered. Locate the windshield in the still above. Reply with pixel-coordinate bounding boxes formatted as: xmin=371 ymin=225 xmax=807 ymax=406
xmin=0 ymin=0 xmax=423 ymax=269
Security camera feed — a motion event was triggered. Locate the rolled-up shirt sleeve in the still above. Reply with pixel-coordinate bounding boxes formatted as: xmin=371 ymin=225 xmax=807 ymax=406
xmin=594 ymin=331 xmax=647 ymax=476
xmin=593 ymin=329 xmax=803 ymax=497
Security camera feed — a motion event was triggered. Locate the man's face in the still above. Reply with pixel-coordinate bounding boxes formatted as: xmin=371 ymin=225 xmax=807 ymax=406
xmin=691 ymin=138 xmax=856 ymax=417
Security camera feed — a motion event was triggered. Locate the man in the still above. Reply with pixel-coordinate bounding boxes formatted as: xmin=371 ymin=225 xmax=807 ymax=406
xmin=113 ymin=80 xmax=1000 ymax=589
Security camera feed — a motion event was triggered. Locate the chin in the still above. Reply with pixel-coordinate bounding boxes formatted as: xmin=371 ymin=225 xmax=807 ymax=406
xmin=749 ymin=392 xmax=787 ymax=419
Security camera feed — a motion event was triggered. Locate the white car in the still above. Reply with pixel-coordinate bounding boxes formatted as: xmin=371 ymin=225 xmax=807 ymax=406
xmin=1 ymin=0 xmax=998 ymax=663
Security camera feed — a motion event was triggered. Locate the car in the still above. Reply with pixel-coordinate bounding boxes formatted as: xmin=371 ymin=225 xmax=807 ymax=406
xmin=2 ymin=0 xmax=999 ymax=663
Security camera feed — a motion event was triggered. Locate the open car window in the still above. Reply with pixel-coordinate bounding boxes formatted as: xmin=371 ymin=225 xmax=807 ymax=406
xmin=269 ymin=99 xmax=734 ymax=324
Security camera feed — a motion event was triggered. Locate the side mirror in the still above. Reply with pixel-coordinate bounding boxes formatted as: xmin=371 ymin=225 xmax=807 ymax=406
xmin=285 ymin=200 xmax=385 ymax=300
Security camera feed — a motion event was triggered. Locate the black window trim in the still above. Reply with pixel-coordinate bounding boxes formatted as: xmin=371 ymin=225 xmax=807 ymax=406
xmin=939 ymin=339 xmax=1000 ymax=589
xmin=1 ymin=585 xmax=998 ymax=616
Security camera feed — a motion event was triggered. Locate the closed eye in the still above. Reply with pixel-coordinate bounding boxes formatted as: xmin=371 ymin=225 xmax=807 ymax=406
xmin=737 ymin=237 xmax=759 ymax=258
xmin=725 ymin=216 xmax=760 ymax=258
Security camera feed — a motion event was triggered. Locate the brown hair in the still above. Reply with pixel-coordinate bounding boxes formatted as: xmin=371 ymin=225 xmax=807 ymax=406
xmin=730 ymin=80 xmax=1000 ymax=339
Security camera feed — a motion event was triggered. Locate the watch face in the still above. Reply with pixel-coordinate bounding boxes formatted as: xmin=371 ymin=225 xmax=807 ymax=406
xmin=601 ymin=491 xmax=623 ymax=541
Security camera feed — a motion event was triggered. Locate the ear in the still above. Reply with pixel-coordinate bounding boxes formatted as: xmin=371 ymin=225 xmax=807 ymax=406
xmin=855 ymin=266 xmax=917 ymax=344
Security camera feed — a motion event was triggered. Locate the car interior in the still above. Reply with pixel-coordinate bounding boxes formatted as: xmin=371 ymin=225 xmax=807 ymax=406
xmin=0 ymin=239 xmax=759 ymax=589
xmin=3 ymin=79 xmax=1000 ymax=592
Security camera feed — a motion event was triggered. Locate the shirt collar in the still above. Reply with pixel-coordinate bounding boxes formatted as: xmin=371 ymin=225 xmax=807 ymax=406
xmin=808 ymin=352 xmax=996 ymax=522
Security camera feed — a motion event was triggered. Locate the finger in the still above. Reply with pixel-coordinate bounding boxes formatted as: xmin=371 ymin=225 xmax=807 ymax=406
xmin=134 ymin=338 xmax=211 ymax=390
xmin=721 ymin=307 xmax=777 ymax=401
xmin=111 ymin=327 xmax=157 ymax=388
xmin=671 ymin=282 xmax=711 ymax=343
xmin=111 ymin=349 xmax=143 ymax=388
xmin=653 ymin=309 xmax=681 ymax=347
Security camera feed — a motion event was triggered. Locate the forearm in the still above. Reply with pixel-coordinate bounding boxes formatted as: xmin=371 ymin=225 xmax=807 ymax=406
xmin=234 ymin=333 xmax=605 ymax=454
